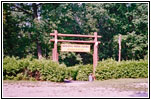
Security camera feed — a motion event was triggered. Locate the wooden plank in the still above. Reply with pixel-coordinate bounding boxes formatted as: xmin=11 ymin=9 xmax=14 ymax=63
xmin=50 ymin=33 xmax=102 ymax=38
xmin=50 ymin=39 xmax=101 ymax=44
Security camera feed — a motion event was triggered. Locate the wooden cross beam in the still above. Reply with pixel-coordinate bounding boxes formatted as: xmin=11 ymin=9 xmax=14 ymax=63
xmin=50 ymin=39 xmax=101 ymax=44
xmin=50 ymin=33 xmax=102 ymax=38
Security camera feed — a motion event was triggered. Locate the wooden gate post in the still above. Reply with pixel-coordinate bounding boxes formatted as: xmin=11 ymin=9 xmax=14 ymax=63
xmin=118 ymin=34 xmax=122 ymax=62
xmin=52 ymin=30 xmax=58 ymax=62
xmin=93 ymin=32 xmax=98 ymax=78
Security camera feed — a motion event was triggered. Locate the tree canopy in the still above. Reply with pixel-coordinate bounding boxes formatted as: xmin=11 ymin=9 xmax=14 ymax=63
xmin=3 ymin=3 xmax=148 ymax=66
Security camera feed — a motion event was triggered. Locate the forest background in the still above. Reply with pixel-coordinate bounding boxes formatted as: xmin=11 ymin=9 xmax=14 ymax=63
xmin=3 ymin=3 xmax=148 ymax=66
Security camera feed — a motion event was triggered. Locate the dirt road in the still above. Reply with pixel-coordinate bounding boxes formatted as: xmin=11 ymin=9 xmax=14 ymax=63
xmin=3 ymin=78 xmax=148 ymax=98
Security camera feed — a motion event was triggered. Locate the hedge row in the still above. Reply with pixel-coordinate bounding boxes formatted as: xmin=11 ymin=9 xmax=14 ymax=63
xmin=3 ymin=57 xmax=148 ymax=82
xmin=95 ymin=59 xmax=148 ymax=80
xmin=3 ymin=56 xmax=69 ymax=82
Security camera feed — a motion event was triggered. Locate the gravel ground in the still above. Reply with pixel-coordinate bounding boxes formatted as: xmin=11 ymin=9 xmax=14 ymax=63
xmin=3 ymin=79 xmax=148 ymax=98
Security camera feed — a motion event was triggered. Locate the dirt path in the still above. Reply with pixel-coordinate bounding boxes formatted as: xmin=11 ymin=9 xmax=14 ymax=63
xmin=3 ymin=79 xmax=148 ymax=98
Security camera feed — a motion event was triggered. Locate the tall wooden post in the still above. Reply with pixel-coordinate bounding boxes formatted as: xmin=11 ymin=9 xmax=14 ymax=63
xmin=118 ymin=34 xmax=122 ymax=62
xmin=93 ymin=32 xmax=98 ymax=78
xmin=52 ymin=30 xmax=58 ymax=62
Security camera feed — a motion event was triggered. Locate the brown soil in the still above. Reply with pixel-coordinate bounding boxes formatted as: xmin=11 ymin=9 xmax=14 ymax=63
xmin=3 ymin=79 xmax=148 ymax=98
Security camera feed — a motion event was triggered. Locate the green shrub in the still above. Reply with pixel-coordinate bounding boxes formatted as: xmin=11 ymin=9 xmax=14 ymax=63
xmin=3 ymin=56 xmax=24 ymax=79
xmin=3 ymin=57 xmax=67 ymax=82
xmin=65 ymin=66 xmax=79 ymax=80
xmin=29 ymin=77 xmax=36 ymax=81
xmin=14 ymin=73 xmax=24 ymax=80
xmin=96 ymin=59 xmax=148 ymax=80
xmin=76 ymin=64 xmax=93 ymax=81
xmin=40 ymin=61 xmax=67 ymax=82
xmin=3 ymin=57 xmax=148 ymax=82
xmin=4 ymin=75 xmax=14 ymax=80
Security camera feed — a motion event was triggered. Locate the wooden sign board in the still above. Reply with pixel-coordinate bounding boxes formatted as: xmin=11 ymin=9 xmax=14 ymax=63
xmin=61 ymin=44 xmax=90 ymax=52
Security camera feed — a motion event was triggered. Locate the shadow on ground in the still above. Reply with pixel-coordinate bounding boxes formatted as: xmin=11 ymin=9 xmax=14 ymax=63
xmin=130 ymin=92 xmax=148 ymax=97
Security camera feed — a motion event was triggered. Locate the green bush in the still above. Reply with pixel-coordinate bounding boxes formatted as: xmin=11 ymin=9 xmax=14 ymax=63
xmin=3 ymin=57 xmax=68 ymax=82
xmin=3 ymin=56 xmax=25 ymax=79
xmin=14 ymin=73 xmax=26 ymax=80
xmin=96 ymin=59 xmax=148 ymax=80
xmin=3 ymin=57 xmax=148 ymax=82
xmin=76 ymin=64 xmax=93 ymax=81
xmin=39 ymin=60 xmax=67 ymax=82
xmin=65 ymin=66 xmax=79 ymax=80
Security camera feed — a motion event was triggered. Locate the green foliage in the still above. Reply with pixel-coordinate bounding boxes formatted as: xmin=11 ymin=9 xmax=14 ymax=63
xmin=39 ymin=60 xmax=67 ymax=82
xmin=3 ymin=57 xmax=148 ymax=81
xmin=76 ymin=64 xmax=93 ymax=81
xmin=14 ymin=73 xmax=26 ymax=80
xmin=3 ymin=57 xmax=67 ymax=82
xmin=59 ymin=52 xmax=82 ymax=66
xmin=3 ymin=3 xmax=148 ymax=81
xmin=112 ymin=32 xmax=148 ymax=60
xmin=65 ymin=66 xmax=79 ymax=80
xmin=98 ymin=3 xmax=148 ymax=60
xmin=3 ymin=56 xmax=25 ymax=79
xmin=96 ymin=59 xmax=148 ymax=80
xmin=3 ymin=3 xmax=148 ymax=62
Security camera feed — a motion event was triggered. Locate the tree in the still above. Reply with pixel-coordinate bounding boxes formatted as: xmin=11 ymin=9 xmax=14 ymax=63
xmin=106 ymin=3 xmax=148 ymax=60
xmin=3 ymin=3 xmax=31 ymax=58
xmin=3 ymin=3 xmax=148 ymax=64
xmin=3 ymin=3 xmax=61 ymax=59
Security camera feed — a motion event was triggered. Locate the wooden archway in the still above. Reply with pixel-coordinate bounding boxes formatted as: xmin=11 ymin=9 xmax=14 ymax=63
xmin=50 ymin=30 xmax=102 ymax=77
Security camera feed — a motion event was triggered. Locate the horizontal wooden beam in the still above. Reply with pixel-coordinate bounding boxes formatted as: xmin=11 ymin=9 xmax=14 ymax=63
xmin=50 ymin=39 xmax=101 ymax=44
xmin=50 ymin=33 xmax=102 ymax=38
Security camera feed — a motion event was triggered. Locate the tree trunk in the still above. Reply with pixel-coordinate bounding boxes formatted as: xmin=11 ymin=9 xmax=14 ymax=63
xmin=32 ymin=3 xmax=42 ymax=59
xmin=37 ymin=41 xmax=42 ymax=59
